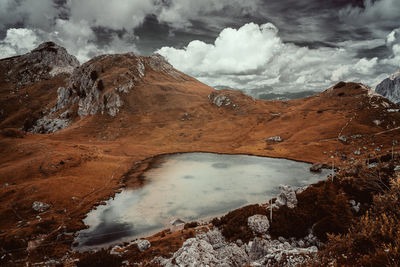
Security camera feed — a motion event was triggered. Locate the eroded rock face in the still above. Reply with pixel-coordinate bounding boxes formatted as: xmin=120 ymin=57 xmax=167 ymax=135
xmin=375 ymin=72 xmax=400 ymax=105
xmin=31 ymin=112 xmax=70 ymax=133
xmin=2 ymin=42 xmax=79 ymax=85
xmin=30 ymin=52 xmax=188 ymax=133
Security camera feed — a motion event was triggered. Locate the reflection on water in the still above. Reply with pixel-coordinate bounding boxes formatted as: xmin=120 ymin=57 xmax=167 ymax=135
xmin=76 ymin=153 xmax=329 ymax=250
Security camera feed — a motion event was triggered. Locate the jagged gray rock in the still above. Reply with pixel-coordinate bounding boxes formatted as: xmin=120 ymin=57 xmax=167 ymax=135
xmin=265 ymin=136 xmax=283 ymax=142
xmin=248 ymin=215 xmax=270 ymax=235
xmin=162 ymin=229 xmax=249 ymax=267
xmin=3 ymin=42 xmax=79 ymax=85
xmin=275 ymin=184 xmax=298 ymax=209
xmin=28 ymin=50 xmax=190 ymax=133
xmin=32 ymin=201 xmax=50 ymax=212
xmin=375 ymin=71 xmax=400 ymax=105
xmin=135 ymin=239 xmax=151 ymax=252
xmin=160 ymin=228 xmax=319 ymax=267
xmin=247 ymin=237 xmax=318 ymax=266
xmin=208 ymin=91 xmax=231 ymax=107
xmin=349 ymin=200 xmax=360 ymax=213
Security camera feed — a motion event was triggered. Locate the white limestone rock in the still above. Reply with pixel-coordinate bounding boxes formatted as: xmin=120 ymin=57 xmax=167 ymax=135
xmin=163 ymin=229 xmax=249 ymax=267
xmin=4 ymin=42 xmax=79 ymax=86
xmin=32 ymin=201 xmax=50 ymax=212
xmin=135 ymin=239 xmax=151 ymax=252
xmin=248 ymin=215 xmax=270 ymax=235
xmin=208 ymin=92 xmax=232 ymax=107
xmin=266 ymin=136 xmax=283 ymax=142
xmin=275 ymin=184 xmax=298 ymax=209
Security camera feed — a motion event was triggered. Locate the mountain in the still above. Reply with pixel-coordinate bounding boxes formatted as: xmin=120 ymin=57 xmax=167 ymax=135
xmin=1 ymin=43 xmax=400 ymax=265
xmin=0 ymin=42 xmax=79 ymax=131
xmin=375 ymin=71 xmax=400 ymax=105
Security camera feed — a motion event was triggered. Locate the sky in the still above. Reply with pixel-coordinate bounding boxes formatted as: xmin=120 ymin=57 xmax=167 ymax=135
xmin=0 ymin=0 xmax=399 ymax=96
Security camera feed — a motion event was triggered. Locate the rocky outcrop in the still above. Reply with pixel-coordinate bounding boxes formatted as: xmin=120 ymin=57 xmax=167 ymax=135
xmin=265 ymin=136 xmax=283 ymax=142
xmin=161 ymin=229 xmax=249 ymax=266
xmin=1 ymin=42 xmax=79 ymax=85
xmin=247 ymin=237 xmax=317 ymax=266
xmin=247 ymin=215 xmax=270 ymax=235
xmin=135 ymin=239 xmax=151 ymax=252
xmin=31 ymin=111 xmax=70 ymax=133
xmin=208 ymin=91 xmax=239 ymax=108
xmin=29 ymin=51 xmax=190 ymax=133
xmin=274 ymin=184 xmax=298 ymax=209
xmin=375 ymin=71 xmax=400 ymax=105
xmin=32 ymin=201 xmax=50 ymax=213
xmin=148 ymin=54 xmax=186 ymax=80
xmin=159 ymin=228 xmax=319 ymax=266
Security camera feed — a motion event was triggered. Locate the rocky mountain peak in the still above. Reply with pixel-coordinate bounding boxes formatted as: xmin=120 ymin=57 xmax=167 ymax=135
xmin=30 ymin=51 xmax=190 ymax=133
xmin=389 ymin=71 xmax=400 ymax=81
xmin=0 ymin=41 xmax=79 ymax=86
xmin=375 ymin=71 xmax=400 ymax=105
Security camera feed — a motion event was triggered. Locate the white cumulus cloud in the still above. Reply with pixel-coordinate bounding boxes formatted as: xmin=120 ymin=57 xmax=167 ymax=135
xmin=0 ymin=28 xmax=40 ymax=58
xmin=157 ymin=23 xmax=281 ymax=75
xmin=157 ymin=22 xmax=400 ymax=93
xmin=0 ymin=0 xmax=60 ymax=30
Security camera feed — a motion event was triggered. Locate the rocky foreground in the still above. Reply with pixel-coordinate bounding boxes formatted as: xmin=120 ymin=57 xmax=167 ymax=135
xmin=0 ymin=43 xmax=400 ymax=266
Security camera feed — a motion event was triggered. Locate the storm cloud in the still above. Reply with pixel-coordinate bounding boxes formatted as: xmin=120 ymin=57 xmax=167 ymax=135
xmin=0 ymin=0 xmax=399 ymax=94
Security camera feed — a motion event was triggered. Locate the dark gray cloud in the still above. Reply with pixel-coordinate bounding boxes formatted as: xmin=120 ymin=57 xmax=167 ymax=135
xmin=0 ymin=0 xmax=399 ymax=94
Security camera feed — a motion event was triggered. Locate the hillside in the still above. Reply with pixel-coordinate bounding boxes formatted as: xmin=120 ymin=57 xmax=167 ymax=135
xmin=0 ymin=43 xmax=400 ymax=265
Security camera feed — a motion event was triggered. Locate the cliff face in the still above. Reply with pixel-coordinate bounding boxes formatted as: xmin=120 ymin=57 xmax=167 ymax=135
xmin=375 ymin=72 xmax=400 ymax=105
xmin=0 ymin=42 xmax=79 ymax=130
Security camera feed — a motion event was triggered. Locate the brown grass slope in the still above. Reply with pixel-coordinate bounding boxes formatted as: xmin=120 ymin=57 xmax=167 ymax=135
xmin=0 ymin=46 xmax=399 ymax=263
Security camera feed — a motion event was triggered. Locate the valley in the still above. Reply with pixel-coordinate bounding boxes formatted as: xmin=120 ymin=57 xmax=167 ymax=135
xmin=0 ymin=43 xmax=399 ymax=266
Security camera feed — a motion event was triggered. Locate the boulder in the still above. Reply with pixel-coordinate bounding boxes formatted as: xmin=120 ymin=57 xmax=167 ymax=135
xmin=310 ymin=163 xmax=323 ymax=172
xmin=275 ymin=185 xmax=298 ymax=209
xmin=265 ymin=136 xmax=283 ymax=142
xmin=208 ymin=92 xmax=232 ymax=107
xmin=248 ymin=215 xmax=270 ymax=235
xmin=170 ymin=218 xmax=185 ymax=226
xmin=163 ymin=229 xmax=249 ymax=266
xmin=338 ymin=136 xmax=348 ymax=143
xmin=135 ymin=239 xmax=151 ymax=252
xmin=5 ymin=42 xmax=79 ymax=86
xmin=32 ymin=201 xmax=50 ymax=212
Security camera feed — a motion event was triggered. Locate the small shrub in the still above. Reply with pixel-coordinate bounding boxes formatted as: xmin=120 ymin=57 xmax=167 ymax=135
xmin=318 ymin=179 xmax=400 ymax=266
xmin=184 ymin=221 xmax=198 ymax=229
xmin=213 ymin=204 xmax=267 ymax=242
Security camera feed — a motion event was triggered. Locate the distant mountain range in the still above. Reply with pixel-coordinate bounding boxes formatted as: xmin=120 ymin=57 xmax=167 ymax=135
xmin=213 ymin=85 xmax=317 ymax=101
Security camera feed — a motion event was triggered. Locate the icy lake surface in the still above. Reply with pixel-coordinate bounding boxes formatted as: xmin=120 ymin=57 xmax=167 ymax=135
xmin=76 ymin=153 xmax=329 ymax=250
